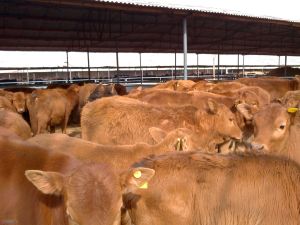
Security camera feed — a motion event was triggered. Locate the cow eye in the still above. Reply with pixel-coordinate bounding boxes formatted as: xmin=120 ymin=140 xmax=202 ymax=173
xmin=279 ymin=125 xmax=285 ymax=130
xmin=229 ymin=118 xmax=234 ymax=122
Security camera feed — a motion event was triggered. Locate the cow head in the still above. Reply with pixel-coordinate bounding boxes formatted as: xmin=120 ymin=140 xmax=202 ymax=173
xmin=250 ymin=103 xmax=298 ymax=153
xmin=25 ymin=163 xmax=154 ymax=225
xmin=196 ymin=99 xmax=242 ymax=141
xmin=88 ymin=84 xmax=117 ymax=102
xmin=12 ymin=92 xmax=26 ymax=113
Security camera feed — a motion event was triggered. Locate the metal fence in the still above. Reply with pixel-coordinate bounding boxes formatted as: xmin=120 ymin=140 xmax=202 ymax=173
xmin=0 ymin=64 xmax=298 ymax=88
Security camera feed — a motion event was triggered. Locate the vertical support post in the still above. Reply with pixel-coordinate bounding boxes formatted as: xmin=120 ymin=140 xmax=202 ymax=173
xmin=197 ymin=53 xmax=199 ymax=77
xmin=284 ymin=55 xmax=287 ymax=77
xmin=87 ymin=51 xmax=91 ymax=80
xmin=174 ymin=51 xmax=177 ymax=80
xmin=242 ymin=55 xmax=245 ymax=77
xmin=67 ymin=51 xmax=71 ymax=82
xmin=217 ymin=53 xmax=220 ymax=80
xmin=278 ymin=56 xmax=281 ymax=67
xmin=139 ymin=52 xmax=143 ymax=84
xmin=116 ymin=52 xmax=120 ymax=83
xmin=27 ymin=69 xmax=29 ymax=84
xmin=212 ymin=56 xmax=216 ymax=79
xmin=237 ymin=54 xmax=240 ymax=78
xmin=183 ymin=17 xmax=188 ymax=80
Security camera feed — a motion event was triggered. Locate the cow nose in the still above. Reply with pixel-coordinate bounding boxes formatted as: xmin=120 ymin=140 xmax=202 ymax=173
xmin=251 ymin=142 xmax=266 ymax=151
xmin=232 ymin=133 xmax=243 ymax=141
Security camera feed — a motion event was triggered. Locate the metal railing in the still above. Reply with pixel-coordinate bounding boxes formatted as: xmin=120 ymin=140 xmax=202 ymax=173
xmin=0 ymin=64 xmax=298 ymax=87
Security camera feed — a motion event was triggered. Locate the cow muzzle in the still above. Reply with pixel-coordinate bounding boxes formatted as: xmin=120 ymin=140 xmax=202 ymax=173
xmin=251 ymin=142 xmax=267 ymax=151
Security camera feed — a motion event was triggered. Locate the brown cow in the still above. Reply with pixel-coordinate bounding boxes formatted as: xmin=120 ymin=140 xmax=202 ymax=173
xmin=0 ymin=96 xmax=16 ymax=112
xmin=208 ymin=81 xmax=246 ymax=94
xmin=81 ymin=96 xmax=242 ymax=152
xmin=267 ymin=66 xmax=300 ymax=77
xmin=29 ymin=127 xmax=206 ymax=172
xmin=27 ymin=85 xmax=79 ymax=135
xmin=279 ymin=90 xmax=300 ymax=108
xmin=0 ymin=89 xmax=13 ymax=101
xmin=88 ymin=83 xmax=117 ymax=102
xmin=0 ymin=136 xmax=154 ymax=225
xmin=123 ymin=151 xmax=300 ymax=225
xmin=12 ymin=91 xmax=26 ymax=113
xmin=0 ymin=126 xmax=24 ymax=140
xmin=78 ymin=83 xmax=98 ymax=112
xmin=0 ymin=109 xmax=31 ymax=139
xmin=239 ymin=102 xmax=300 ymax=164
xmin=237 ymin=76 xmax=300 ymax=100
xmin=129 ymin=88 xmax=269 ymax=141
xmin=189 ymin=80 xmax=215 ymax=91
xmin=152 ymin=80 xmax=195 ymax=91
xmin=114 ymin=83 xmax=128 ymax=96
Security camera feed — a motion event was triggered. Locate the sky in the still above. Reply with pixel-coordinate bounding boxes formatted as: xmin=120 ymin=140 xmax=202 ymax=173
xmin=0 ymin=0 xmax=299 ymax=68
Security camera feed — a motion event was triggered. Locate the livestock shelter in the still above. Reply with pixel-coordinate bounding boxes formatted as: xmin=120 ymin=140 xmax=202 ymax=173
xmin=1 ymin=0 xmax=300 ymax=80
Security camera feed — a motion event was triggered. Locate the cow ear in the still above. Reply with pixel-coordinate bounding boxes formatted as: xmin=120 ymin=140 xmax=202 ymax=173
xmin=207 ymin=99 xmax=218 ymax=114
xmin=25 ymin=170 xmax=64 ymax=196
xmin=236 ymin=103 xmax=253 ymax=121
xmin=120 ymin=167 xmax=155 ymax=193
xmin=149 ymin=127 xmax=167 ymax=143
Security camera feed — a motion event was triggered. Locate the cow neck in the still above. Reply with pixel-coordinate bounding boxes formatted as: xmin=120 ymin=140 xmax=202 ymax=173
xmin=281 ymin=125 xmax=300 ymax=164
xmin=196 ymin=128 xmax=225 ymax=153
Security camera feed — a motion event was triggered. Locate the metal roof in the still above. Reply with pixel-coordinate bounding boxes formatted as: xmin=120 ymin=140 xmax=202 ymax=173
xmin=1 ymin=0 xmax=300 ymax=55
xmin=93 ymin=0 xmax=299 ymax=23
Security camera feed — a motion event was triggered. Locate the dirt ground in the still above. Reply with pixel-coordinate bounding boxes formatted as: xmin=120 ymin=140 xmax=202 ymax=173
xmin=54 ymin=124 xmax=81 ymax=138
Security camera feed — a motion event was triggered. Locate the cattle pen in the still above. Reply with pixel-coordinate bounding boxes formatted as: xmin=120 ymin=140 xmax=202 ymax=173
xmin=1 ymin=0 xmax=300 ymax=87
xmin=1 ymin=1 xmax=300 ymax=225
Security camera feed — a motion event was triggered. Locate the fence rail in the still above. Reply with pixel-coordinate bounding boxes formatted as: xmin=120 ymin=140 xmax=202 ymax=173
xmin=0 ymin=64 xmax=298 ymax=87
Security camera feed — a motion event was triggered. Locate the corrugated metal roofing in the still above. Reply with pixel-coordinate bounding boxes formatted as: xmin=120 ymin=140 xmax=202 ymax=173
xmin=94 ymin=0 xmax=299 ymax=23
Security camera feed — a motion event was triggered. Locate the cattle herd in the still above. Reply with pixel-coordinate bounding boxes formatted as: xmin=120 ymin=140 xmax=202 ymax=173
xmin=0 ymin=75 xmax=300 ymax=225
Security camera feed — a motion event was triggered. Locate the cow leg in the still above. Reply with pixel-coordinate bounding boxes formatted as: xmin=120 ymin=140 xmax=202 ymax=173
xmin=61 ymin=111 xmax=70 ymax=134
xmin=36 ymin=116 xmax=49 ymax=135
xmin=50 ymin=125 xmax=55 ymax=133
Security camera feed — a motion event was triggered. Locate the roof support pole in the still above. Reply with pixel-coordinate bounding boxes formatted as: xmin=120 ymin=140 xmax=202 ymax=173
xmin=284 ymin=55 xmax=287 ymax=77
xmin=242 ymin=55 xmax=245 ymax=77
xmin=237 ymin=54 xmax=240 ymax=78
xmin=183 ymin=17 xmax=188 ymax=80
xmin=278 ymin=56 xmax=281 ymax=67
xmin=116 ymin=51 xmax=120 ymax=83
xmin=174 ymin=51 xmax=177 ymax=80
xmin=139 ymin=52 xmax=143 ymax=84
xmin=217 ymin=53 xmax=220 ymax=80
xmin=87 ymin=51 xmax=91 ymax=81
xmin=66 ymin=51 xmax=71 ymax=82
xmin=197 ymin=53 xmax=199 ymax=77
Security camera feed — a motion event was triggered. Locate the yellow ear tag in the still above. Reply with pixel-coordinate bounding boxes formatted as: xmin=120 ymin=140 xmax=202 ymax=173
xmin=133 ymin=170 xmax=142 ymax=179
xmin=287 ymin=108 xmax=299 ymax=113
xmin=139 ymin=182 xmax=148 ymax=189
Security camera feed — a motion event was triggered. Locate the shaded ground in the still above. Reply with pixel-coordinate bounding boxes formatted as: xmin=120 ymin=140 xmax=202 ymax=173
xmin=54 ymin=124 xmax=81 ymax=138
